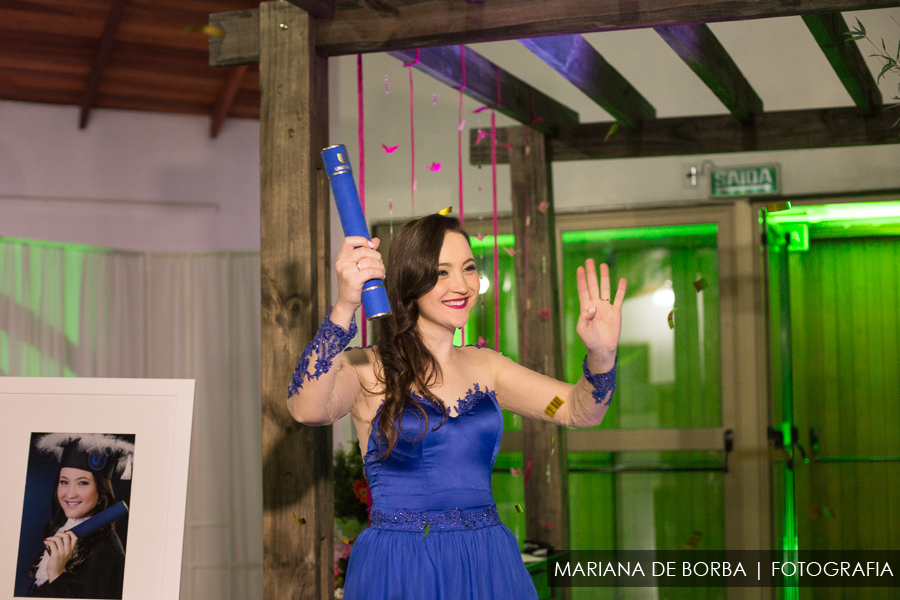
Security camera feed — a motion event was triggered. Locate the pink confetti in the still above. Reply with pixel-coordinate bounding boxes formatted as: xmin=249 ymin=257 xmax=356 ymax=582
xmin=472 ymin=106 xmax=489 ymax=113
xmin=510 ymin=468 xmax=523 ymax=477
xmin=540 ymin=521 xmax=555 ymax=530
xmin=432 ymin=93 xmax=437 ymax=105
xmin=503 ymin=247 xmax=516 ymax=257
xmin=388 ymin=200 xmax=393 ymax=213
xmin=475 ymin=129 xmax=488 ymax=145
xmin=475 ymin=232 xmax=485 ymax=241
xmin=477 ymin=336 xmax=488 ymax=347
xmin=384 ymin=74 xmax=389 ymax=94
xmin=524 ymin=457 xmax=532 ymax=484
xmin=382 ymin=144 xmax=399 ymax=154
xmin=539 ymin=309 xmax=550 ymax=319
xmin=413 ymin=178 xmax=418 ymax=191
xmin=458 ymin=120 xmax=466 ymax=132
xmin=425 ymin=162 xmax=441 ymax=172
xmin=477 ymin=184 xmax=482 ymax=193
xmin=537 ymin=201 xmax=550 ymax=213
xmin=500 ymin=142 xmax=513 ymax=150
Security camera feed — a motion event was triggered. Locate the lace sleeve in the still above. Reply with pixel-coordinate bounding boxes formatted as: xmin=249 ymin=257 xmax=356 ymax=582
xmin=582 ymin=356 xmax=617 ymax=406
xmin=288 ymin=307 xmax=358 ymax=397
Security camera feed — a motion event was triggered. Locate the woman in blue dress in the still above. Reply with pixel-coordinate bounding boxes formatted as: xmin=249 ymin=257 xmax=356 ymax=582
xmin=288 ymin=214 xmax=626 ymax=600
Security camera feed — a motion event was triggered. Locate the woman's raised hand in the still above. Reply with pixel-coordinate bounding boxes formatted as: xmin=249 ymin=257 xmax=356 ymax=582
xmin=333 ymin=236 xmax=385 ymax=321
xmin=575 ymin=259 xmax=627 ymax=362
xmin=45 ymin=530 xmax=78 ymax=582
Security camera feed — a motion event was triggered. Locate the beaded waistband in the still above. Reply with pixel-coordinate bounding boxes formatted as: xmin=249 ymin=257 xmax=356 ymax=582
xmin=368 ymin=504 xmax=501 ymax=532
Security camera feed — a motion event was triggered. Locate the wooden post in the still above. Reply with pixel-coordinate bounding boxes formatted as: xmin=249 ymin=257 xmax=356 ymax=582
xmin=509 ymin=126 xmax=570 ymax=592
xmin=259 ymin=2 xmax=331 ymax=599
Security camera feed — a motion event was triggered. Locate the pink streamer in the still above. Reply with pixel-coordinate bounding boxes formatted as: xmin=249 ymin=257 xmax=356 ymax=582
xmin=357 ymin=54 xmax=367 ymax=346
xmin=458 ymin=45 xmax=466 ymax=343
xmin=409 ymin=59 xmax=416 ymax=215
xmin=491 ymin=109 xmax=499 ymax=352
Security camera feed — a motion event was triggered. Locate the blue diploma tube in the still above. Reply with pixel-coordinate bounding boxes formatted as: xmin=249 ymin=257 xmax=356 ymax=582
xmin=70 ymin=501 xmax=129 ymax=539
xmin=321 ymin=145 xmax=392 ymax=320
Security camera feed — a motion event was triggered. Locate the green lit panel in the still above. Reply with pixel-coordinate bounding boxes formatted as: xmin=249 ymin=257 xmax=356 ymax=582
xmin=767 ymin=201 xmax=900 ymax=241
xmin=562 ymin=223 xmax=722 ymax=429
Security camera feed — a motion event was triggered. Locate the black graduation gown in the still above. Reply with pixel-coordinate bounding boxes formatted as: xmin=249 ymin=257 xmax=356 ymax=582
xmin=28 ymin=531 xmax=125 ymax=599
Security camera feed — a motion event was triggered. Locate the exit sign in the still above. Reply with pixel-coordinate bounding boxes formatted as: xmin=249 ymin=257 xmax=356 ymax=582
xmin=710 ymin=165 xmax=780 ymax=197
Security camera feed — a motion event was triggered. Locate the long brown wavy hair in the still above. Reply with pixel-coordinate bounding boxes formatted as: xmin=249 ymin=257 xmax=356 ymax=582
xmin=30 ymin=470 xmax=118 ymax=577
xmin=373 ymin=214 xmax=472 ymax=459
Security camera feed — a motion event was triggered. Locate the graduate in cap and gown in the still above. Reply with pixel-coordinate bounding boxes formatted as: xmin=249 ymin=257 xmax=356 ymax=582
xmin=25 ymin=433 xmax=134 ymax=599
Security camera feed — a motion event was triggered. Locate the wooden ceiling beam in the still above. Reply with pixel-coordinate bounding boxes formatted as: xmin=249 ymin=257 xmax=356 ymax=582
xmin=387 ymin=46 xmax=578 ymax=132
xmin=210 ymin=65 xmax=249 ymax=138
xmin=802 ymin=12 xmax=882 ymax=115
xmin=210 ymin=1 xmax=896 ymax=60
xmin=518 ymin=35 xmax=654 ymax=129
xmin=285 ymin=0 xmax=336 ymax=19
xmin=470 ymin=106 xmax=900 ymax=163
xmin=655 ymin=23 xmax=762 ymax=121
xmin=79 ymin=0 xmax=128 ymax=129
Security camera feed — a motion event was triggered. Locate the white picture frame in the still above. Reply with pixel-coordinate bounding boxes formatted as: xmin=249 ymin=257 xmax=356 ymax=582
xmin=0 ymin=378 xmax=195 ymax=600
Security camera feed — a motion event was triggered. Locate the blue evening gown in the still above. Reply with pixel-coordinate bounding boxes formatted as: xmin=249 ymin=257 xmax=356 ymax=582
xmin=343 ymin=384 xmax=538 ymax=600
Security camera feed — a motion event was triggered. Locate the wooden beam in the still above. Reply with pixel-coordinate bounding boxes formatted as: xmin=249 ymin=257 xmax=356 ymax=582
xmin=286 ymin=0 xmax=335 ymax=19
xmin=209 ymin=1 xmax=895 ymax=60
xmin=210 ymin=9 xmax=260 ymax=67
xmin=519 ymin=35 xmax=654 ymax=129
xmin=802 ymin=12 xmax=882 ymax=115
xmin=655 ymin=23 xmax=762 ymax=121
xmin=210 ymin=65 xmax=248 ymax=138
xmin=509 ymin=126 xmax=570 ymax=563
xmin=79 ymin=0 xmax=128 ymax=129
xmin=387 ymin=46 xmax=578 ymax=132
xmin=258 ymin=3 xmax=332 ymax=600
xmin=470 ymin=106 xmax=900 ymax=164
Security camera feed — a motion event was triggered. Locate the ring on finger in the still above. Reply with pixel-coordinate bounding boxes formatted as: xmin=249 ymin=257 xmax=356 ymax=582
xmin=599 ymin=298 xmax=610 ymax=302
xmin=356 ymin=262 xmax=362 ymax=271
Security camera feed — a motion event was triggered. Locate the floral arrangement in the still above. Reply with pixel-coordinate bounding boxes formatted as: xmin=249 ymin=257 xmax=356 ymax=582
xmin=333 ymin=443 xmax=369 ymax=597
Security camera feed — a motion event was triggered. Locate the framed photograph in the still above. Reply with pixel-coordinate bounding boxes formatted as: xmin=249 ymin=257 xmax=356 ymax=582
xmin=0 ymin=378 xmax=195 ymax=600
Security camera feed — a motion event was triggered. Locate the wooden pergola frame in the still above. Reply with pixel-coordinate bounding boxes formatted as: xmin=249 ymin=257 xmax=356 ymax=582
xmin=206 ymin=2 xmax=897 ymax=598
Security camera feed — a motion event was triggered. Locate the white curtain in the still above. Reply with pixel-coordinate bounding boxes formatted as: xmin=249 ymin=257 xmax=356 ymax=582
xmin=0 ymin=240 xmax=263 ymax=600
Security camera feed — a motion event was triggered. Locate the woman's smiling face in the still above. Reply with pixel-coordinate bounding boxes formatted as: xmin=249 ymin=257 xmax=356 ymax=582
xmin=57 ymin=467 xmax=99 ymax=520
xmin=415 ymin=231 xmax=479 ymax=332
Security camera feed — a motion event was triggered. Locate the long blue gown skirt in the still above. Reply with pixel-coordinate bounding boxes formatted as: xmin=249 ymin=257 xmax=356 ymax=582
xmin=343 ymin=386 xmax=539 ymax=600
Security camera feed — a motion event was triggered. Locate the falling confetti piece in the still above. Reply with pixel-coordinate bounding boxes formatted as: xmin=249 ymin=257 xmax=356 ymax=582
xmin=382 ymin=143 xmax=399 ymax=154
xmin=437 ymin=206 xmax=452 ymax=215
xmin=413 ymin=178 xmax=417 ymax=191
xmin=541 ymin=521 xmax=555 ymax=530
xmin=767 ymin=201 xmax=791 ymax=213
xmin=473 ymin=106 xmax=489 ymax=113
xmin=458 ymin=120 xmax=466 ymax=132
xmin=477 ymin=336 xmax=488 ymax=347
xmin=515 ymin=504 xmax=524 ymax=513
xmin=292 ymin=512 xmax=306 ymax=525
xmin=822 ymin=507 xmax=835 ymax=518
xmin=475 ymin=232 xmax=485 ymax=241
xmin=423 ymin=523 xmax=430 ymax=539
xmin=503 ymin=246 xmax=517 ymax=257
xmin=183 ymin=24 xmax=225 ymax=37
xmin=425 ymin=162 xmax=442 ymax=172
xmin=539 ymin=308 xmax=550 ymax=319
xmin=809 ymin=507 xmax=822 ymax=519
xmin=500 ymin=142 xmax=513 ymax=150
xmin=510 ymin=468 xmax=523 ymax=477
xmin=667 ymin=309 xmax=675 ymax=330
xmin=545 ymin=396 xmax=564 ymax=417
xmin=524 ymin=457 xmax=532 ymax=484
xmin=551 ymin=436 xmax=555 ymax=446
xmin=604 ymin=122 xmax=619 ymax=143
xmin=475 ymin=129 xmax=488 ymax=145
xmin=384 ymin=74 xmax=390 ymax=94
xmin=388 ymin=200 xmax=393 ymax=213
xmin=693 ymin=277 xmax=707 ymax=292
xmin=432 ymin=93 xmax=437 ymax=105
xmin=477 ymin=183 xmax=483 ymax=193
xmin=683 ymin=530 xmax=702 ymax=549
xmin=537 ymin=201 xmax=550 ymax=213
